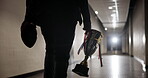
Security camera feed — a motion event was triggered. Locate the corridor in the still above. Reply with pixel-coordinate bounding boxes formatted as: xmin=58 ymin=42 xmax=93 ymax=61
xmin=26 ymin=55 xmax=147 ymax=78
xmin=1 ymin=0 xmax=148 ymax=78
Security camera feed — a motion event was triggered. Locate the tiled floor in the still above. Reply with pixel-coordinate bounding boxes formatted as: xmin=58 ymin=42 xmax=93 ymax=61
xmin=27 ymin=55 xmax=148 ymax=78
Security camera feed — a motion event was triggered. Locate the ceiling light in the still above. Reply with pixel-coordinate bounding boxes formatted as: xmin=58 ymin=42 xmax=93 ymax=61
xmin=105 ymin=28 xmax=108 ymax=31
xmin=114 ymin=0 xmax=119 ymax=21
xmin=113 ymin=22 xmax=116 ymax=28
xmin=108 ymin=6 xmax=113 ymax=9
xmin=95 ymin=11 xmax=98 ymax=14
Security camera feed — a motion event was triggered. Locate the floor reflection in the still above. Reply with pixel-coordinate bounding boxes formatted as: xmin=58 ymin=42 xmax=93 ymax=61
xmin=110 ymin=55 xmax=120 ymax=78
xmin=27 ymin=55 xmax=147 ymax=78
xmin=68 ymin=55 xmax=147 ymax=78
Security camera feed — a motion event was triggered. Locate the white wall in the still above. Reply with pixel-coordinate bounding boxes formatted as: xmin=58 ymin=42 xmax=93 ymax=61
xmin=145 ymin=0 xmax=148 ymax=67
xmin=132 ymin=0 xmax=145 ymax=61
xmin=127 ymin=0 xmax=146 ymax=65
xmin=0 ymin=0 xmax=45 ymax=77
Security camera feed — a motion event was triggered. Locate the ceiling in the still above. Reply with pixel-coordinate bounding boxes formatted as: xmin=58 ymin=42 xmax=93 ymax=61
xmin=89 ymin=0 xmax=131 ymax=33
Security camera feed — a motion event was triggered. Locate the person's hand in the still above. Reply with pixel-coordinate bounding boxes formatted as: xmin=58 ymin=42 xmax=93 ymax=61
xmin=21 ymin=21 xmax=36 ymax=32
xmin=20 ymin=21 xmax=37 ymax=48
xmin=84 ymin=29 xmax=91 ymax=35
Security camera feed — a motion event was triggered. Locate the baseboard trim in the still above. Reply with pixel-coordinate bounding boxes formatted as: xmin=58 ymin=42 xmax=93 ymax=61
xmin=9 ymin=70 xmax=44 ymax=78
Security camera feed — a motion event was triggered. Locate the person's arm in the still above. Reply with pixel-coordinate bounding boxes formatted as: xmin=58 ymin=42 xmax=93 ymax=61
xmin=79 ymin=0 xmax=91 ymax=31
xmin=24 ymin=0 xmax=35 ymax=24
xmin=21 ymin=0 xmax=36 ymax=33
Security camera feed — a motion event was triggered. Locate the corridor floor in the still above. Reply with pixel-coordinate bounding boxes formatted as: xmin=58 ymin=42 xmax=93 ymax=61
xmin=27 ymin=55 xmax=148 ymax=78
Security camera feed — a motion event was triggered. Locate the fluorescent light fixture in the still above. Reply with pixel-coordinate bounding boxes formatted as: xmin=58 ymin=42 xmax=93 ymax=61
xmin=113 ymin=22 xmax=116 ymax=28
xmin=112 ymin=13 xmax=117 ymax=28
xmin=114 ymin=0 xmax=119 ymax=21
xmin=108 ymin=6 xmax=113 ymax=9
xmin=110 ymin=0 xmax=119 ymax=28
xmin=95 ymin=11 xmax=98 ymax=14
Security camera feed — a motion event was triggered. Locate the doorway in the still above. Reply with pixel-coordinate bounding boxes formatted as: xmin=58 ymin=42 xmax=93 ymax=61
xmin=107 ymin=36 xmax=122 ymax=54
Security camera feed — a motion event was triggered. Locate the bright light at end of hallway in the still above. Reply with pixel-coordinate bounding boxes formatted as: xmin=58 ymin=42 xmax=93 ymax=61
xmin=112 ymin=37 xmax=118 ymax=43
xmin=105 ymin=28 xmax=108 ymax=31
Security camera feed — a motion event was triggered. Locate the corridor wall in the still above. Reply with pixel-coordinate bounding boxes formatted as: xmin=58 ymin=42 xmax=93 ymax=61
xmin=128 ymin=0 xmax=146 ymax=68
xmin=145 ymin=0 xmax=148 ymax=68
xmin=132 ymin=0 xmax=145 ymax=61
xmin=0 ymin=0 xmax=45 ymax=77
